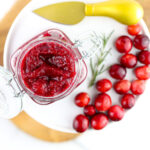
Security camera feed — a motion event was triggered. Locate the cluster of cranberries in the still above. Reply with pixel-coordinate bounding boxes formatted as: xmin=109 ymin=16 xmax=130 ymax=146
xmin=73 ymin=23 xmax=150 ymax=133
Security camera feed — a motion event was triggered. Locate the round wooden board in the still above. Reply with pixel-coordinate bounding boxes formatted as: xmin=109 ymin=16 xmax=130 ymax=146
xmin=11 ymin=111 xmax=79 ymax=142
xmin=0 ymin=0 xmax=149 ymax=142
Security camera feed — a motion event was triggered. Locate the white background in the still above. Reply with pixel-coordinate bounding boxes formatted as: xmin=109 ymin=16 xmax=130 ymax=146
xmin=0 ymin=0 xmax=150 ymax=150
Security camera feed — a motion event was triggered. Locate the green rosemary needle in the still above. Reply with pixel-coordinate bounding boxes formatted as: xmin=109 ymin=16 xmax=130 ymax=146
xmin=89 ymin=31 xmax=114 ymax=87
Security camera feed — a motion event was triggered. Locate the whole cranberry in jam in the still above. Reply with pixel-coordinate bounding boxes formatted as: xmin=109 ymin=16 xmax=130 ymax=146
xmin=127 ymin=23 xmax=141 ymax=36
xmin=94 ymin=93 xmax=112 ymax=112
xmin=96 ymin=79 xmax=112 ymax=93
xmin=109 ymin=64 xmax=126 ymax=80
xmin=91 ymin=113 xmax=109 ymax=130
xmin=120 ymin=54 xmax=137 ymax=68
xmin=84 ymin=105 xmax=96 ymax=116
xmin=135 ymin=66 xmax=150 ymax=80
xmin=138 ymin=50 xmax=150 ymax=65
xmin=114 ymin=80 xmax=131 ymax=94
xmin=73 ymin=114 xmax=89 ymax=133
xmin=131 ymin=80 xmax=145 ymax=95
xmin=75 ymin=92 xmax=90 ymax=107
xmin=115 ymin=36 xmax=133 ymax=53
xmin=108 ymin=105 xmax=125 ymax=121
xmin=121 ymin=94 xmax=135 ymax=109
xmin=133 ymin=34 xmax=150 ymax=50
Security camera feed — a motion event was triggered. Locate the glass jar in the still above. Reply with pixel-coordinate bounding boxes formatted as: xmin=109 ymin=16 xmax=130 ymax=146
xmin=0 ymin=29 xmax=101 ymax=118
xmin=10 ymin=29 xmax=87 ymax=105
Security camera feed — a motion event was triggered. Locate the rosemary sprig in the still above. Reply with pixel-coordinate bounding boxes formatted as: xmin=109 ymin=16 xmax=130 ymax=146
xmin=89 ymin=31 xmax=114 ymax=87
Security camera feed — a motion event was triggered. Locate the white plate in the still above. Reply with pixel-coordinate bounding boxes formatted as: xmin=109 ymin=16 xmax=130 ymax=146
xmin=3 ymin=0 xmax=150 ymax=133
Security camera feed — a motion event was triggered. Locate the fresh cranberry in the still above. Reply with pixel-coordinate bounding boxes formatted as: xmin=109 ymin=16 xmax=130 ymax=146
xmin=73 ymin=114 xmax=89 ymax=133
xmin=133 ymin=34 xmax=150 ymax=50
xmin=127 ymin=23 xmax=141 ymax=36
xmin=75 ymin=92 xmax=90 ymax=107
xmin=131 ymin=80 xmax=145 ymax=95
xmin=115 ymin=36 xmax=133 ymax=53
xmin=84 ymin=105 xmax=96 ymax=116
xmin=91 ymin=113 xmax=108 ymax=130
xmin=138 ymin=50 xmax=150 ymax=65
xmin=121 ymin=94 xmax=135 ymax=109
xmin=94 ymin=93 xmax=112 ymax=112
xmin=96 ymin=79 xmax=112 ymax=92
xmin=109 ymin=64 xmax=126 ymax=80
xmin=135 ymin=66 xmax=150 ymax=80
xmin=114 ymin=80 xmax=131 ymax=94
xmin=120 ymin=54 xmax=137 ymax=68
xmin=108 ymin=105 xmax=125 ymax=121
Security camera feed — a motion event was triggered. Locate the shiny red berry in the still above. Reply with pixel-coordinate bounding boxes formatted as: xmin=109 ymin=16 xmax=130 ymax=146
xmin=73 ymin=114 xmax=89 ymax=133
xmin=96 ymin=79 xmax=112 ymax=92
xmin=131 ymin=80 xmax=145 ymax=95
xmin=135 ymin=66 xmax=150 ymax=80
xmin=120 ymin=53 xmax=137 ymax=68
xmin=138 ymin=50 xmax=150 ymax=65
xmin=94 ymin=93 xmax=112 ymax=112
xmin=84 ymin=105 xmax=96 ymax=116
xmin=114 ymin=80 xmax=131 ymax=94
xmin=115 ymin=36 xmax=133 ymax=53
xmin=133 ymin=34 xmax=150 ymax=50
xmin=108 ymin=105 xmax=125 ymax=121
xmin=91 ymin=113 xmax=108 ymax=130
xmin=109 ymin=64 xmax=126 ymax=80
xmin=75 ymin=92 xmax=90 ymax=107
xmin=121 ymin=94 xmax=135 ymax=109
xmin=127 ymin=23 xmax=141 ymax=36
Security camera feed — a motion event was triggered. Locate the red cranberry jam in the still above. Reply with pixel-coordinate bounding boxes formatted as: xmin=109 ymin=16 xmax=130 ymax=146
xmin=21 ymin=41 xmax=76 ymax=97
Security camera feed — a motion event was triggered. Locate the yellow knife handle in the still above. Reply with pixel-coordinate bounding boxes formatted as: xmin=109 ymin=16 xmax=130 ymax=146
xmin=85 ymin=0 xmax=144 ymax=25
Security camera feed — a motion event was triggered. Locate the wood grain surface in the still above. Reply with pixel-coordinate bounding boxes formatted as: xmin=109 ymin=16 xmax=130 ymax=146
xmin=0 ymin=0 xmax=149 ymax=142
